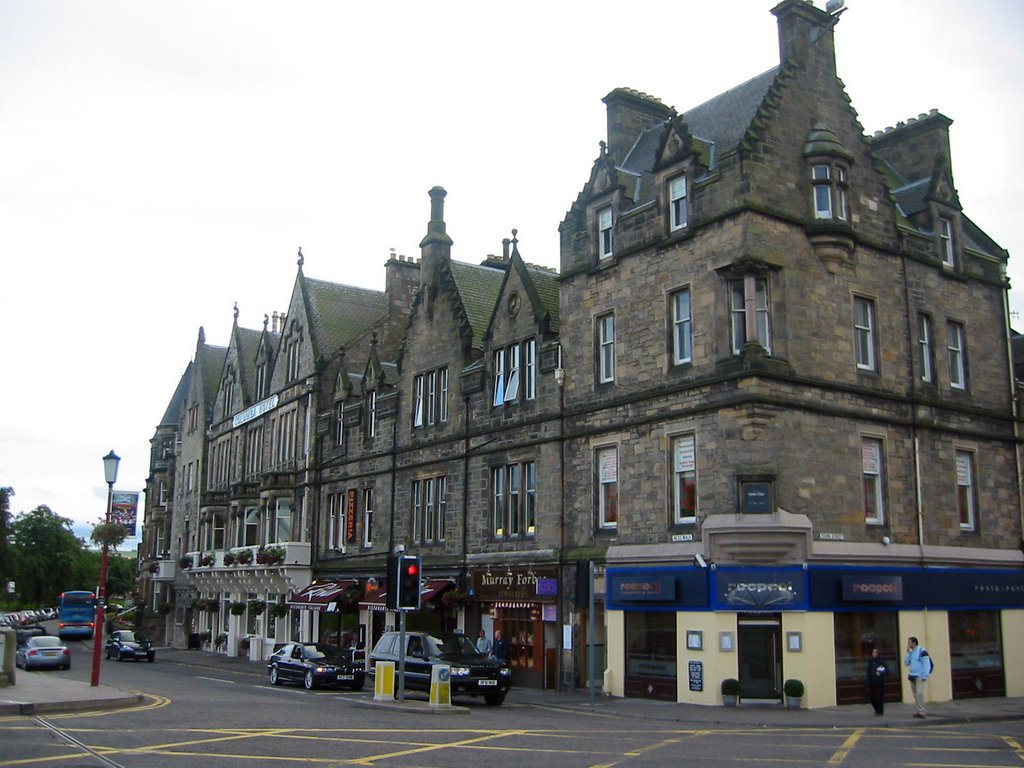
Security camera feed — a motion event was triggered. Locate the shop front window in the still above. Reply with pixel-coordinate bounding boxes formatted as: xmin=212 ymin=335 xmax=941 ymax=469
xmin=624 ymin=611 xmax=677 ymax=701
xmin=949 ymin=610 xmax=1004 ymax=699
xmin=833 ymin=611 xmax=899 ymax=706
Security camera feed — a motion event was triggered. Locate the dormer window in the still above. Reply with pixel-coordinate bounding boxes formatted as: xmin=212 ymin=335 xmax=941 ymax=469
xmin=669 ymin=176 xmax=688 ymax=231
xmin=255 ymin=361 xmax=267 ymax=400
xmin=598 ymin=206 xmax=614 ymax=259
xmin=286 ymin=339 xmax=300 ymax=381
xmin=812 ymin=163 xmax=848 ymax=221
xmin=939 ymin=216 xmax=956 ymax=268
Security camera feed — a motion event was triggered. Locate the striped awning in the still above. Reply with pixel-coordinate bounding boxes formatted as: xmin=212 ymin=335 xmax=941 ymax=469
xmin=286 ymin=579 xmax=358 ymax=612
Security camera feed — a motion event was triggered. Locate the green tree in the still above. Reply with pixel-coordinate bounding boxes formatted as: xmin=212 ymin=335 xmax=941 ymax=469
xmin=0 ymin=487 xmax=13 ymax=604
xmin=10 ymin=505 xmax=87 ymax=606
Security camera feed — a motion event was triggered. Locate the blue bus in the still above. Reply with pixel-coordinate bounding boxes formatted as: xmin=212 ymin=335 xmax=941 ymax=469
xmin=58 ymin=590 xmax=96 ymax=639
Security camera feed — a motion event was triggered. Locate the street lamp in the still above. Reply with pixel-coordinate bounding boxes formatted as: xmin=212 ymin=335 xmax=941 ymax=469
xmin=90 ymin=449 xmax=121 ymax=687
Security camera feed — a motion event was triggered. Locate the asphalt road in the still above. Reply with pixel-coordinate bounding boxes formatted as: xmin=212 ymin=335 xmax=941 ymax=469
xmin=2 ymin=640 xmax=1023 ymax=767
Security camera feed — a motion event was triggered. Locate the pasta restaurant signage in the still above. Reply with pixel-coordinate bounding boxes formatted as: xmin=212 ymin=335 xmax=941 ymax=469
xmin=842 ymin=574 xmax=903 ymax=601
xmin=472 ymin=567 xmax=557 ymax=603
xmin=609 ymin=574 xmax=676 ymax=602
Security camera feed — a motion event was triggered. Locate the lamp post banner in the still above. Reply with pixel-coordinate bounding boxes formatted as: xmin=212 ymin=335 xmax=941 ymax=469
xmin=110 ymin=491 xmax=139 ymax=537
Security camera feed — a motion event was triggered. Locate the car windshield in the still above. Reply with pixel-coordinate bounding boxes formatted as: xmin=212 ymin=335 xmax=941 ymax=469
xmin=33 ymin=637 xmax=62 ymax=648
xmin=428 ymin=634 xmax=481 ymax=657
xmin=302 ymin=646 xmax=327 ymax=661
xmin=118 ymin=632 xmax=138 ymax=642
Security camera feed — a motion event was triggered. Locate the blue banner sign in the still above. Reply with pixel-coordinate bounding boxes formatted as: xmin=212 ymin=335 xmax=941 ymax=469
xmin=714 ymin=566 xmax=807 ymax=611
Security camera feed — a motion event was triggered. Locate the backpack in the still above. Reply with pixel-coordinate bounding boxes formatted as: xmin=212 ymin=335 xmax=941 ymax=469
xmin=920 ymin=649 xmax=934 ymax=676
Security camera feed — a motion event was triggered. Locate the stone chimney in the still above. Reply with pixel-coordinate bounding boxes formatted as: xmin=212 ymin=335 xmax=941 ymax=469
xmin=418 ymin=186 xmax=453 ymax=294
xmin=869 ymin=110 xmax=953 ymax=184
xmin=602 ymin=88 xmax=674 ymax=162
xmin=772 ymin=0 xmax=837 ymax=75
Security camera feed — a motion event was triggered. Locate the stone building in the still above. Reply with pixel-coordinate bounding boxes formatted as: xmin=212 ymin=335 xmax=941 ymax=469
xmin=137 ymin=0 xmax=1024 ymax=706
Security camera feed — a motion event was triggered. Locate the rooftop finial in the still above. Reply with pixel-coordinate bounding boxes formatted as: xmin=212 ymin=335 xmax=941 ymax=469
xmin=263 ymin=313 xmax=269 ymax=330
xmin=233 ymin=302 xmax=239 ymax=320
xmin=599 ymin=140 xmax=607 ymax=156
xmin=297 ymin=246 xmax=304 ymax=268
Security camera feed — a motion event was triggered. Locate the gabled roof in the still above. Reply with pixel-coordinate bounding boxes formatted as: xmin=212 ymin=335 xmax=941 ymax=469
xmin=525 ymin=263 xmax=560 ymax=335
xmin=449 ymin=260 xmax=506 ymax=348
xmin=197 ymin=341 xmax=227 ymax=408
xmin=234 ymin=326 xmax=262 ymax=404
xmin=159 ymin=363 xmax=193 ymax=427
xmin=681 ymin=68 xmax=779 ymax=159
xmin=302 ymin=276 xmax=387 ymax=359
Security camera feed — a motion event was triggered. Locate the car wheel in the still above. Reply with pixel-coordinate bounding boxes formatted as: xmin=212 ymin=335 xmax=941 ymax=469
xmin=117 ymin=650 xmax=125 ymax=662
xmin=105 ymin=647 xmax=112 ymax=660
xmin=350 ymin=675 xmax=365 ymax=692
xmin=484 ymin=693 xmax=506 ymax=706
xmin=269 ymin=665 xmax=281 ymax=686
xmin=304 ymin=670 xmax=317 ymax=690
xmin=148 ymin=654 xmax=155 ymax=663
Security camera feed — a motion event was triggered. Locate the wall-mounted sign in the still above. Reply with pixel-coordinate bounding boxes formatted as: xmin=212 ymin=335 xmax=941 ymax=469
xmin=741 ymin=482 xmax=772 ymax=514
xmin=472 ymin=567 xmax=557 ymax=603
xmin=841 ymin=574 xmax=903 ymax=601
xmin=688 ymin=660 xmax=703 ymax=692
xmin=232 ymin=394 xmax=279 ymax=428
xmin=714 ymin=566 xmax=806 ymax=610
xmin=609 ymin=575 xmax=676 ymax=602
xmin=110 ymin=491 xmax=139 ymax=537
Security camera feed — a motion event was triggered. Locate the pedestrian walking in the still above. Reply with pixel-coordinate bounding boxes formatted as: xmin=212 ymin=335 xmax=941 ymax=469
xmin=492 ymin=629 xmax=509 ymax=664
xmin=476 ymin=628 xmax=492 ymax=656
xmin=904 ymin=636 xmax=930 ymax=718
xmin=866 ymin=647 xmax=888 ymax=715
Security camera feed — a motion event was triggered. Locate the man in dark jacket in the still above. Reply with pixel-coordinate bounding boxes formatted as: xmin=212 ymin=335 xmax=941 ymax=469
xmin=866 ymin=647 xmax=888 ymax=715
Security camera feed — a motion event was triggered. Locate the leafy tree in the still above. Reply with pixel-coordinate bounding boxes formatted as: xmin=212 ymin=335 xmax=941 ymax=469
xmin=10 ymin=505 xmax=87 ymax=606
xmin=0 ymin=487 xmax=12 ymax=603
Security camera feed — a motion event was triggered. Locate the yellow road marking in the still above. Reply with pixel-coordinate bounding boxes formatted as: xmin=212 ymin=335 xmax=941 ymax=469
xmin=826 ymin=728 xmax=864 ymax=764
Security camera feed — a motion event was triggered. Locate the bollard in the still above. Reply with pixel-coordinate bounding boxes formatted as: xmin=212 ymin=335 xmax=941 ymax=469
xmin=373 ymin=660 xmax=395 ymax=701
xmin=428 ymin=664 xmax=452 ymax=709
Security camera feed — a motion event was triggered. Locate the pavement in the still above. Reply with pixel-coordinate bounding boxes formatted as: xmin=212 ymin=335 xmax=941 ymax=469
xmin=3 ymin=646 xmax=1024 ymax=728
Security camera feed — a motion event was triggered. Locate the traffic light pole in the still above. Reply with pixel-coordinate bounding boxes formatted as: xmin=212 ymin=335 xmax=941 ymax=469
xmin=397 ymin=608 xmax=407 ymax=702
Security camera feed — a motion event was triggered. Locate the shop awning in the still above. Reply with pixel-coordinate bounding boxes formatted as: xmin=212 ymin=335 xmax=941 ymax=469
xmin=287 ymin=579 xmax=358 ymax=612
xmin=358 ymin=579 xmax=456 ymax=612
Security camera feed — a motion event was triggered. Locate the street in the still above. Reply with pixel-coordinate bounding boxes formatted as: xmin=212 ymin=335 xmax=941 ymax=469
xmin=2 ymin=640 xmax=1023 ymax=767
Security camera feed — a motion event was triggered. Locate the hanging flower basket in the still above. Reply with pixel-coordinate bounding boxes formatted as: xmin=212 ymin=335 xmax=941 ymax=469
xmin=229 ymin=601 xmax=246 ymax=616
xmin=179 ymin=555 xmax=193 ymax=569
xmin=441 ymin=588 xmax=469 ymax=608
xmin=248 ymin=600 xmax=266 ymax=616
xmin=201 ymin=599 xmax=220 ymax=613
xmin=157 ymin=602 xmax=172 ymax=615
xmin=269 ymin=603 xmax=289 ymax=619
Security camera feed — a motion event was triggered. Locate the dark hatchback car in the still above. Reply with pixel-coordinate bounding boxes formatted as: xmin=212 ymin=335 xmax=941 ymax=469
xmin=369 ymin=631 xmax=511 ymax=705
xmin=267 ymin=642 xmax=366 ymax=691
xmin=105 ymin=630 xmax=155 ymax=662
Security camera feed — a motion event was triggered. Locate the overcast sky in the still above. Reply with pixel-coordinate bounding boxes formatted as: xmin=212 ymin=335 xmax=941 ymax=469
xmin=2 ymin=0 xmax=1022 ymax=553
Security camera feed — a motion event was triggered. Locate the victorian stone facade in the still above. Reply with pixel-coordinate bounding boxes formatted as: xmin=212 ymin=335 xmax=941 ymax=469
xmin=139 ymin=0 xmax=1024 ymax=705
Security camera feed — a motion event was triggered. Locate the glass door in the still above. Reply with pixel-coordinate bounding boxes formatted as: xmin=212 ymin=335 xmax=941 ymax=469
xmin=738 ymin=614 xmax=781 ymax=700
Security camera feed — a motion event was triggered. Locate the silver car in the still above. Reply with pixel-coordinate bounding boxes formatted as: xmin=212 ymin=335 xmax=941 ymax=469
xmin=16 ymin=636 xmax=71 ymax=670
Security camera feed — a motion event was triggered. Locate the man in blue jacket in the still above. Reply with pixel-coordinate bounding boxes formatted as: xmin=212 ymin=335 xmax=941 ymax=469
xmin=903 ymin=636 xmax=930 ymax=718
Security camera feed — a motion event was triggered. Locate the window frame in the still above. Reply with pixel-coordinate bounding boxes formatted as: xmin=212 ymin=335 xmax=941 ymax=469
xmin=955 ymin=449 xmax=977 ymax=531
xmin=490 ymin=460 xmax=537 ymax=540
xmin=853 ymin=295 xmax=877 ymax=372
xmin=362 ymin=488 xmax=373 ymax=548
xmin=947 ymin=320 xmax=967 ymax=390
xmin=861 ymin=437 xmax=885 ymax=525
xmin=939 ymin=216 xmax=957 ymax=268
xmin=672 ymin=434 xmax=697 ymax=525
xmin=597 ymin=446 xmax=619 ymax=530
xmin=811 ymin=162 xmax=849 ymax=221
xmin=669 ymin=175 xmax=688 ymax=231
xmin=598 ymin=205 xmax=613 ymax=259
xmin=366 ymin=390 xmax=377 ymax=438
xmin=598 ymin=313 xmax=616 ymax=384
xmin=918 ymin=313 xmax=934 ymax=384
xmin=730 ymin=276 xmax=771 ymax=355
xmin=492 ymin=343 xmax=536 ymax=408
xmin=671 ymin=288 xmax=692 ymax=366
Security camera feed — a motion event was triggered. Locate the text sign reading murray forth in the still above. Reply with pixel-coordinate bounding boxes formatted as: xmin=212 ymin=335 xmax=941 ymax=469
xmin=471 ymin=567 xmax=558 ymax=603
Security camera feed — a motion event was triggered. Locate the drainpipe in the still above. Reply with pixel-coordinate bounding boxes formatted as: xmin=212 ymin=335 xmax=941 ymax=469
xmin=554 ymin=344 xmax=566 ymax=691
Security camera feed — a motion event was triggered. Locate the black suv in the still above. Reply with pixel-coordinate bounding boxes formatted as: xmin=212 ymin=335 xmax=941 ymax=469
xmin=369 ymin=631 xmax=511 ymax=705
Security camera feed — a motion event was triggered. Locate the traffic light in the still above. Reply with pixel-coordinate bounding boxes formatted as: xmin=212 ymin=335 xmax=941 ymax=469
xmin=398 ymin=555 xmax=422 ymax=610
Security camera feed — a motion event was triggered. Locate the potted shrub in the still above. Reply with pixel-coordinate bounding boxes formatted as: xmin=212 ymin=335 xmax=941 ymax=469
xmin=200 ymin=552 xmax=214 ymax=567
xmin=214 ymin=632 xmax=228 ymax=651
xmin=222 ymin=551 xmax=236 ymax=566
xmin=179 ymin=555 xmax=193 ymax=569
xmin=721 ymin=678 xmax=741 ymax=706
xmin=255 ymin=547 xmax=270 ymax=565
xmin=235 ymin=549 xmax=253 ymax=565
xmin=229 ymin=601 xmax=246 ymax=616
xmin=199 ymin=630 xmax=212 ymax=645
xmin=784 ymin=678 xmax=805 ymax=709
xmin=264 ymin=545 xmax=285 ymax=564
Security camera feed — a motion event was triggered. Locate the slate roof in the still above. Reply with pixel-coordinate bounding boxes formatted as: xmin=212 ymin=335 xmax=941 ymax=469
xmin=303 ymin=277 xmax=387 ymax=358
xmin=524 ymin=264 xmax=560 ymax=334
xmin=159 ymin=363 xmax=193 ymax=427
xmin=198 ymin=343 xmax=227 ymax=407
xmin=449 ymin=260 xmax=506 ymax=348
xmin=234 ymin=326 xmax=262 ymax=404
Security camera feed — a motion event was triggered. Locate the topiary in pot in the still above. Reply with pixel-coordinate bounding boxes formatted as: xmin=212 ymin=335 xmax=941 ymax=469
xmin=721 ymin=678 xmax=741 ymax=705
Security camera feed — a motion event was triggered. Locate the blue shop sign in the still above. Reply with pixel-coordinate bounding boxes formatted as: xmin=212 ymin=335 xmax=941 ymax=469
xmin=606 ymin=567 xmax=710 ymax=611
xmin=713 ymin=566 xmax=807 ymax=611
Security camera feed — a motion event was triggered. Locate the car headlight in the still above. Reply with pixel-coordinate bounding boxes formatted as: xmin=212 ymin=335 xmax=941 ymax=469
xmin=499 ymin=667 xmax=512 ymax=676
xmin=314 ymin=666 xmax=328 ymax=673
xmin=450 ymin=666 xmax=470 ymax=676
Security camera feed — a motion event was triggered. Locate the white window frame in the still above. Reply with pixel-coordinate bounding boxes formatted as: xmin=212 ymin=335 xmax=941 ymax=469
xmin=598 ymin=313 xmax=615 ymax=383
xmin=286 ymin=339 xmax=300 ymax=381
xmin=853 ymin=296 xmax=876 ymax=371
xmin=274 ymin=498 xmax=292 ymax=543
xmin=439 ymin=368 xmax=449 ymax=421
xmin=939 ymin=217 xmax=956 ymax=267
xmin=366 ymin=391 xmax=377 ymax=437
xmin=862 ymin=437 xmax=885 ymax=525
xmin=812 ymin=163 xmax=848 ymax=221
xmin=427 ymin=370 xmax=437 ymax=425
xmin=947 ymin=320 xmax=966 ymax=390
xmin=243 ymin=506 xmax=260 ymax=547
xmin=492 ymin=350 xmax=506 ymax=407
xmin=955 ymin=449 xmax=976 ymax=531
xmin=491 ymin=467 xmax=505 ymax=538
xmin=424 ymin=478 xmax=436 ymax=543
xmin=411 ymin=480 xmax=422 ymax=545
xmin=435 ymin=477 xmax=446 ymax=542
xmin=731 ymin=277 xmax=771 ymax=355
xmin=327 ymin=493 xmax=341 ymax=551
xmin=413 ymin=374 xmax=424 ymax=427
xmin=673 ymin=434 xmax=697 ymax=525
xmin=669 ymin=175 xmax=688 ymax=231
xmin=918 ymin=314 xmax=934 ymax=384
xmin=597 ymin=446 xmax=618 ymax=529
xmin=672 ymin=288 xmax=692 ymax=365
xmin=598 ymin=206 xmax=613 ymax=258
xmin=158 ymin=480 xmax=168 ymax=506
xmin=493 ymin=345 xmax=532 ymax=407
xmin=362 ymin=488 xmax=373 ymax=548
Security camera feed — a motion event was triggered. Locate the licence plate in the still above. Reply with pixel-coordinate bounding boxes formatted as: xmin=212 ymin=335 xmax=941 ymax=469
xmin=478 ymin=679 xmax=498 ymax=686
xmin=43 ymin=651 xmax=58 ymax=656
xmin=336 ymin=674 xmax=354 ymax=681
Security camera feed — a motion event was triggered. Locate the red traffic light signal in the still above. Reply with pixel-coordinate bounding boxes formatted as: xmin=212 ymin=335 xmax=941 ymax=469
xmin=398 ymin=555 xmax=422 ymax=610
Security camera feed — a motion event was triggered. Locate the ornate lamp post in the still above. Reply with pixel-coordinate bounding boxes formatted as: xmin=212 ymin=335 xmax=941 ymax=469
xmin=90 ymin=449 xmax=120 ymax=687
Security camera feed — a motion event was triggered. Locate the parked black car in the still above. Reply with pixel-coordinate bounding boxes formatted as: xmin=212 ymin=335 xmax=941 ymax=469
xmin=105 ymin=630 xmax=155 ymax=662
xmin=369 ymin=631 xmax=511 ymax=705
xmin=15 ymin=624 xmax=49 ymax=647
xmin=267 ymin=642 xmax=366 ymax=691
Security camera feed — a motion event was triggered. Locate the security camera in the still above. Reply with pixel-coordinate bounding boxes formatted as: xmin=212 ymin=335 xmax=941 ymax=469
xmin=694 ymin=554 xmax=708 ymax=569
xmin=881 ymin=536 xmax=891 ymax=546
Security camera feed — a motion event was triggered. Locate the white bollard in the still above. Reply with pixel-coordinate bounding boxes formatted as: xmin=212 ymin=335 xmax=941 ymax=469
xmin=373 ymin=660 xmax=395 ymax=701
